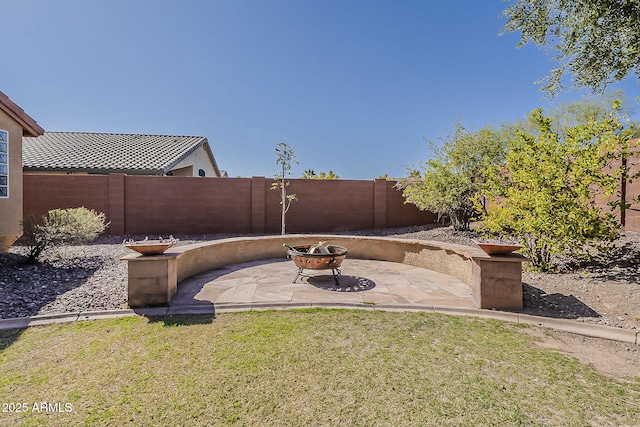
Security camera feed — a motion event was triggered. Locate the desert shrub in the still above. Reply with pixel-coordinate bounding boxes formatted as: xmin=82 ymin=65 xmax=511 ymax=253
xmin=480 ymin=108 xmax=623 ymax=271
xmin=397 ymin=123 xmax=506 ymax=231
xmin=21 ymin=207 xmax=108 ymax=263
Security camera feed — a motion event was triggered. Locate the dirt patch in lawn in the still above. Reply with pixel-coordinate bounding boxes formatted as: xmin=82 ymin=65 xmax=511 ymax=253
xmin=521 ymin=327 xmax=640 ymax=380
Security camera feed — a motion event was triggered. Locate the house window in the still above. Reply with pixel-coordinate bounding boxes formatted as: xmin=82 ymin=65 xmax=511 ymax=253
xmin=0 ymin=130 xmax=8 ymax=198
xmin=198 ymin=169 xmax=205 ymax=177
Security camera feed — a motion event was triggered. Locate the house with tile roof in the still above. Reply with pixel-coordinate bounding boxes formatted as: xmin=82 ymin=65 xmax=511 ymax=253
xmin=23 ymin=132 xmax=224 ymax=177
xmin=0 ymin=91 xmax=44 ymax=251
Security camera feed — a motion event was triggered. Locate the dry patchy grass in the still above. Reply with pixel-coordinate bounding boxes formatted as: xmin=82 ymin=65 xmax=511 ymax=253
xmin=1 ymin=309 xmax=639 ymax=426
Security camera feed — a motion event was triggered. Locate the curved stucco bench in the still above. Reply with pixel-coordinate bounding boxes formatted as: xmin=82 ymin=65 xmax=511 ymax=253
xmin=121 ymin=234 xmax=527 ymax=311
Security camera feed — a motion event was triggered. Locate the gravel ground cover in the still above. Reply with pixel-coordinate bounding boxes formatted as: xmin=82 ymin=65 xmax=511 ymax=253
xmin=1 ymin=225 xmax=640 ymax=331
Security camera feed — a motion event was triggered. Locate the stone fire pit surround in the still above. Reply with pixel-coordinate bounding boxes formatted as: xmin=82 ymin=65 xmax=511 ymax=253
xmin=121 ymin=234 xmax=527 ymax=310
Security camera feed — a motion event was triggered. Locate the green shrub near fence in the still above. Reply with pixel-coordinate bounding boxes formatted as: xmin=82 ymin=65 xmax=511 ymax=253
xmin=21 ymin=207 xmax=108 ymax=263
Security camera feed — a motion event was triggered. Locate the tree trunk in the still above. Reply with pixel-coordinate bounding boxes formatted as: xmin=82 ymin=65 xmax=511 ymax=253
xmin=281 ymin=178 xmax=286 ymax=235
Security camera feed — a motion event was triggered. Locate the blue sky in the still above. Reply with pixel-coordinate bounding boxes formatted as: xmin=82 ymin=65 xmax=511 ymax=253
xmin=3 ymin=0 xmax=638 ymax=179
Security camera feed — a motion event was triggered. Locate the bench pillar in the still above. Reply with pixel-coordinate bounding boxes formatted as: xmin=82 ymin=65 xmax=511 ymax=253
xmin=471 ymin=256 xmax=525 ymax=310
xmin=125 ymin=255 xmax=178 ymax=307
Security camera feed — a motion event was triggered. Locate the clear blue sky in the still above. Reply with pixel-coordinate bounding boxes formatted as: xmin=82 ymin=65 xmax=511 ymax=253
xmin=3 ymin=0 xmax=638 ymax=179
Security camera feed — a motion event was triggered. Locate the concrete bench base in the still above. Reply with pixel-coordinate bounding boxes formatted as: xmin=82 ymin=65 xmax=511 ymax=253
xmin=122 ymin=234 xmax=527 ymax=311
xmin=126 ymin=256 xmax=177 ymax=308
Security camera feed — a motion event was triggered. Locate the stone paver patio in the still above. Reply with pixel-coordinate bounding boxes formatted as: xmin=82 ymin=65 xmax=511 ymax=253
xmin=169 ymin=258 xmax=476 ymax=311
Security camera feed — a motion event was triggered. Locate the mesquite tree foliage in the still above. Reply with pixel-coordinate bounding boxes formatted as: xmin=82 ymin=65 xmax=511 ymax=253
xmin=501 ymin=0 xmax=640 ymax=95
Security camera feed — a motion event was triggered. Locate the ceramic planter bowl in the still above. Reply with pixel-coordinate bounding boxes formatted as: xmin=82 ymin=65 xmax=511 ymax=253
xmin=124 ymin=237 xmax=177 ymax=256
xmin=476 ymin=241 xmax=522 ymax=256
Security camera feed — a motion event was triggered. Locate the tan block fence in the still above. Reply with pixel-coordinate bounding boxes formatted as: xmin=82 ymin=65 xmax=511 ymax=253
xmin=23 ymin=174 xmax=437 ymax=236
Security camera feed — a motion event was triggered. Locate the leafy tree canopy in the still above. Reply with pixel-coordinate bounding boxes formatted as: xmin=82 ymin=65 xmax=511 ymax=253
xmin=397 ymin=122 xmax=506 ymax=231
xmin=317 ymin=170 xmax=341 ymax=180
xmin=501 ymin=0 xmax=640 ymax=95
xmin=301 ymin=169 xmax=341 ymax=180
xmin=301 ymin=169 xmax=317 ymax=179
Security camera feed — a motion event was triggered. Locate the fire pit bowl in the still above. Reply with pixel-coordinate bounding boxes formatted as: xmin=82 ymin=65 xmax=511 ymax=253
xmin=286 ymin=244 xmax=348 ymax=269
xmin=124 ymin=237 xmax=177 ymax=256
xmin=284 ymin=244 xmax=348 ymax=284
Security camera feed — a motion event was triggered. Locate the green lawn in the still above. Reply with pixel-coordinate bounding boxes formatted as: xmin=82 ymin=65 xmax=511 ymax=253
xmin=1 ymin=309 xmax=639 ymax=426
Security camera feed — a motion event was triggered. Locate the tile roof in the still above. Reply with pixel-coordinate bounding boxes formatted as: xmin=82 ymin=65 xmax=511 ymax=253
xmin=23 ymin=132 xmax=218 ymax=175
xmin=0 ymin=91 xmax=44 ymax=137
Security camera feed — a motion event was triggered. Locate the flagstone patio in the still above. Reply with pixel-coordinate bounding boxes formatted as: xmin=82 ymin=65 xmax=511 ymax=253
xmin=169 ymin=258 xmax=476 ymax=311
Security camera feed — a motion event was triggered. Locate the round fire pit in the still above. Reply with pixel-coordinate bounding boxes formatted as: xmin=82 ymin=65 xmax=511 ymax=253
xmin=285 ymin=244 xmax=348 ymax=285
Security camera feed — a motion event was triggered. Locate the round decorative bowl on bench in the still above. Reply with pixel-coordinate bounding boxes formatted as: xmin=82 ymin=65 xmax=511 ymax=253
xmin=124 ymin=237 xmax=177 ymax=256
xmin=475 ymin=241 xmax=522 ymax=256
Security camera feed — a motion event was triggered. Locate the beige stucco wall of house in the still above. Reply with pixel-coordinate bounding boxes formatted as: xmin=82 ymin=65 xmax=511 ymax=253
xmin=170 ymin=145 xmax=218 ymax=177
xmin=0 ymin=109 xmax=26 ymax=251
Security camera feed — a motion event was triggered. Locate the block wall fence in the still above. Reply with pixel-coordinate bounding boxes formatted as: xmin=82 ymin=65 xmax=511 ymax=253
xmin=23 ymin=174 xmax=438 ymax=235
xmin=600 ymin=152 xmax=640 ymax=232
xmin=22 ymin=173 xmax=640 ymax=235
xmin=622 ymin=153 xmax=640 ymax=232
